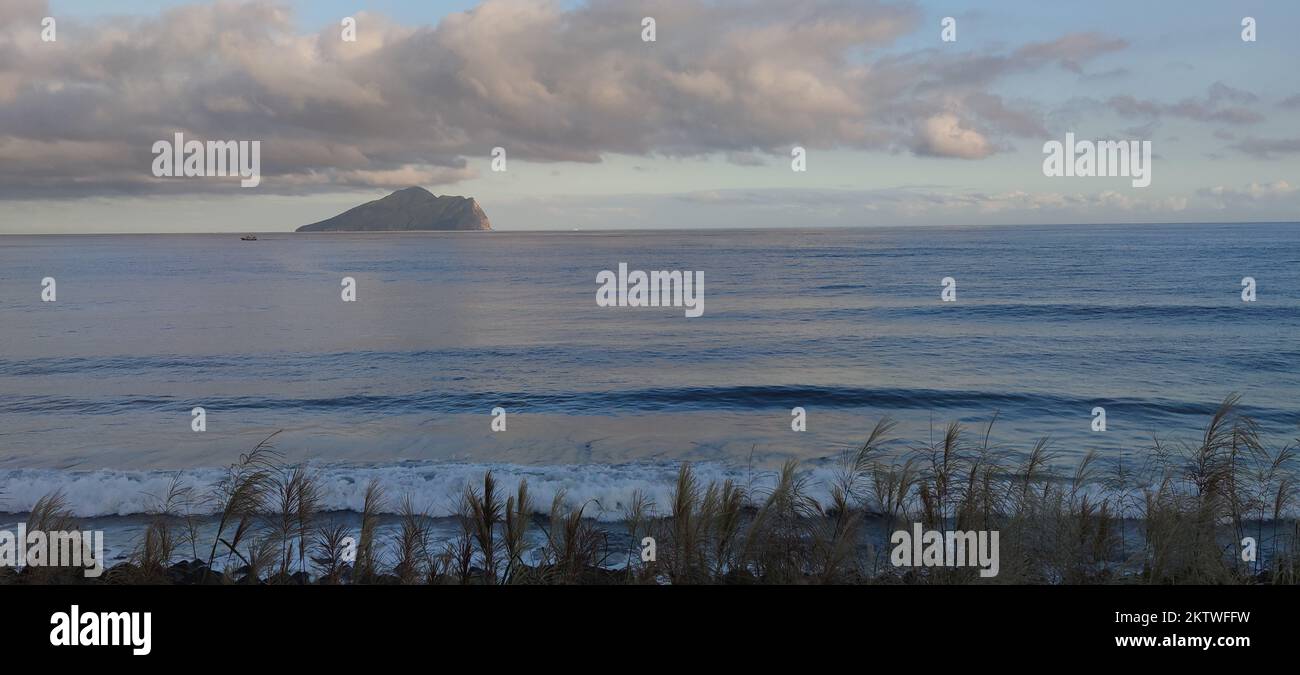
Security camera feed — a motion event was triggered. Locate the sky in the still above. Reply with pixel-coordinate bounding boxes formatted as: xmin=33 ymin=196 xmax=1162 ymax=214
xmin=0 ymin=0 xmax=1297 ymax=233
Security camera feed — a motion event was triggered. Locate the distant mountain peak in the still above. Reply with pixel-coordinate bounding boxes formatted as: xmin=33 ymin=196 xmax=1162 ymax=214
xmin=392 ymin=186 xmax=435 ymax=196
xmin=296 ymin=187 xmax=491 ymax=232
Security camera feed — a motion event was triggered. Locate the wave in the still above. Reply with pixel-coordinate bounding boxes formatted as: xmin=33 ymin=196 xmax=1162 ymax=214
xmin=809 ymin=303 xmax=1300 ymax=323
xmin=0 ymin=461 xmax=845 ymax=520
xmin=1 ymin=385 xmax=1293 ymax=422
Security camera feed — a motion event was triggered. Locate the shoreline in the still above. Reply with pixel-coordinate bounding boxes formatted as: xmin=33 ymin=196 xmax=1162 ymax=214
xmin=4 ymin=396 xmax=1298 ymax=585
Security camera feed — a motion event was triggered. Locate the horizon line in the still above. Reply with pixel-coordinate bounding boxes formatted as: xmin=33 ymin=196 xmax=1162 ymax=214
xmin=4 ymin=220 xmax=1299 ymax=236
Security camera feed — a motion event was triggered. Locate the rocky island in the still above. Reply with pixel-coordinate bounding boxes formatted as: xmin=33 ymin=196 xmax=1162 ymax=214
xmin=296 ymin=186 xmax=491 ymax=232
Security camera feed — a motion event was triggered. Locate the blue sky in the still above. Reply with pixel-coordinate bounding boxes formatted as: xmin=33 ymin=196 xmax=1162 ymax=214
xmin=2 ymin=0 xmax=1297 ymax=232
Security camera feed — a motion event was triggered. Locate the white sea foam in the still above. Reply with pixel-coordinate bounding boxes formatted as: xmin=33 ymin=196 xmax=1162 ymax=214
xmin=0 ymin=461 xmax=845 ymax=521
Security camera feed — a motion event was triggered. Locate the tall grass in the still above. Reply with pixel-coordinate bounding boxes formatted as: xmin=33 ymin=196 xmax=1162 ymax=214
xmin=130 ymin=474 xmax=196 ymax=582
xmin=4 ymin=394 xmax=1297 ymax=585
xmin=354 ymin=479 xmax=386 ymax=583
xmin=202 ymin=431 xmax=280 ymax=583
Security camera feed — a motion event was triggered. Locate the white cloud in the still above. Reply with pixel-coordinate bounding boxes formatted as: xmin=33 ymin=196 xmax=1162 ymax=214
xmin=913 ymin=113 xmax=993 ymax=159
xmin=0 ymin=0 xmax=1128 ymax=198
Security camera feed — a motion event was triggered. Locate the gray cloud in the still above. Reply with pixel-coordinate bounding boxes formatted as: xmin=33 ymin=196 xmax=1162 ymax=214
xmin=1106 ymin=82 xmax=1265 ymax=125
xmin=0 ymin=0 xmax=1128 ymax=198
xmin=724 ymin=151 xmax=768 ymax=167
xmin=1230 ymin=137 xmax=1300 ymax=159
xmin=1206 ymin=81 xmax=1259 ymax=104
xmin=1079 ymin=67 xmax=1130 ymax=81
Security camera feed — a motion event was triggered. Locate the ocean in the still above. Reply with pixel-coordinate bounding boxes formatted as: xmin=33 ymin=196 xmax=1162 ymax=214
xmin=2 ymin=223 xmax=1298 ymax=530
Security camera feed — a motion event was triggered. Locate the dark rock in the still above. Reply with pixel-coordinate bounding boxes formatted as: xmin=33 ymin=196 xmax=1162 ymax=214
xmin=296 ymin=186 xmax=492 ymax=232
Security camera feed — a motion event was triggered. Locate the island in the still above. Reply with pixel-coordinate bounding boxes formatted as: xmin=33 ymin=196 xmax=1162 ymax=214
xmin=296 ymin=187 xmax=492 ymax=232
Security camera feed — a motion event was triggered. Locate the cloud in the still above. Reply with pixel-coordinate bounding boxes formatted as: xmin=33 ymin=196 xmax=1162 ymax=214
xmin=1079 ymin=67 xmax=1129 ymax=82
xmin=0 ymin=0 xmax=1135 ymax=198
xmin=674 ymin=186 xmax=1189 ymax=215
xmin=1010 ymin=33 xmax=1127 ymax=74
xmin=724 ymin=151 xmax=767 ymax=167
xmin=1229 ymin=137 xmax=1300 ymax=159
xmin=1197 ymin=180 xmax=1297 ymax=206
xmin=1106 ymin=82 xmax=1265 ymax=125
xmin=912 ymin=113 xmax=993 ymax=159
xmin=1206 ymin=82 xmax=1259 ymax=104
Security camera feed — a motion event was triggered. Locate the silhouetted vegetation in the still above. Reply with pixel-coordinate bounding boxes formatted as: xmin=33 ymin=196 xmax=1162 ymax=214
xmin=2 ymin=395 xmax=1296 ymax=585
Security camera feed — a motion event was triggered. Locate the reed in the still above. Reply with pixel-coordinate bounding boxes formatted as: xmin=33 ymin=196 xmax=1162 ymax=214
xmin=130 ymin=474 xmax=194 ymax=583
xmin=20 ymin=490 xmax=78 ymax=583
xmin=392 ymin=495 xmax=431 ymax=585
xmin=310 ymin=523 xmax=352 ymax=585
xmin=354 ymin=479 xmax=386 ymax=583
xmin=502 ymin=479 xmax=533 ymax=584
xmin=5 ymin=394 xmax=1297 ymax=586
xmin=465 ymin=471 xmax=503 ymax=583
xmin=203 ymin=431 xmax=280 ymax=583
xmin=538 ymin=490 xmax=608 ymax=583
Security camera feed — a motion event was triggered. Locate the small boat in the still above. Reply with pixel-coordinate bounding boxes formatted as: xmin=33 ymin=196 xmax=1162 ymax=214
xmin=240 ymin=234 xmax=258 ymax=241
